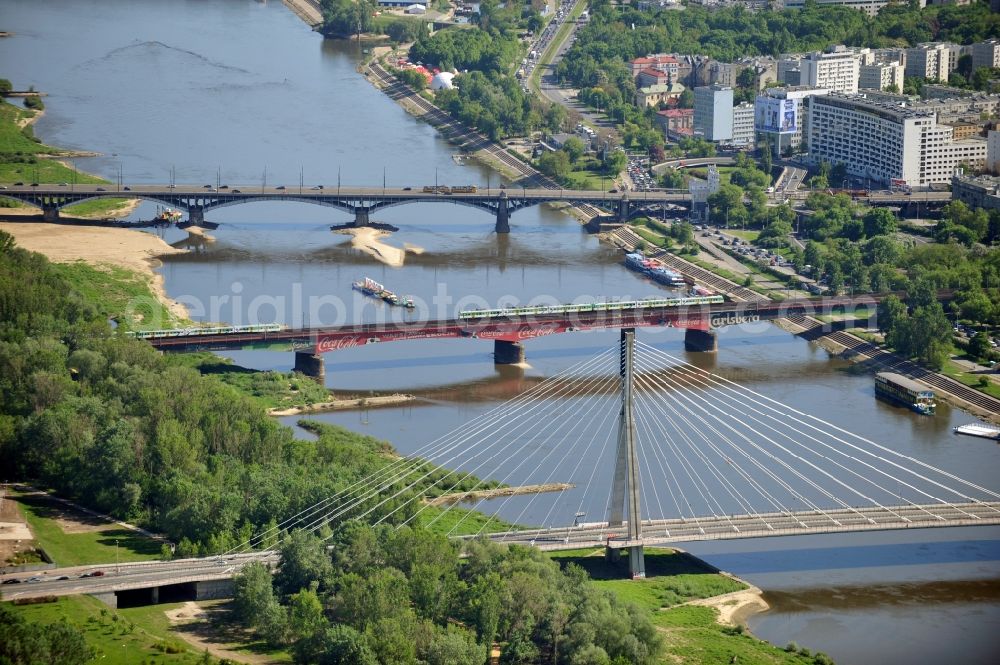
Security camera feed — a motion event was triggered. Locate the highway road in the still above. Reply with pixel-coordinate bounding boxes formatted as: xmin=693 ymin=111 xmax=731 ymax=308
xmin=0 ymin=551 xmax=278 ymax=601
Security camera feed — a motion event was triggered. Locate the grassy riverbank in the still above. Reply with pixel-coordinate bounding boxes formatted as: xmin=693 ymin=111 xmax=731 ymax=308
xmin=0 ymin=99 xmax=128 ymax=218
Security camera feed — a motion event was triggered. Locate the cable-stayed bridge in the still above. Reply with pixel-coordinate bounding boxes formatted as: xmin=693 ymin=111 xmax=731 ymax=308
xmin=4 ymin=330 xmax=998 ymax=602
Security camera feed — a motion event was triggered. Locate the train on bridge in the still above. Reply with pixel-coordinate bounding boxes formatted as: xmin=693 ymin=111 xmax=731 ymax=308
xmin=457 ymin=295 xmax=724 ymax=320
xmin=423 ymin=185 xmax=478 ymax=194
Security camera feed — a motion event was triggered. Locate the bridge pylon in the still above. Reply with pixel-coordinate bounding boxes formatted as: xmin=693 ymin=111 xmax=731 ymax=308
xmin=495 ymin=191 xmax=510 ymax=234
xmin=607 ymin=328 xmax=645 ymax=579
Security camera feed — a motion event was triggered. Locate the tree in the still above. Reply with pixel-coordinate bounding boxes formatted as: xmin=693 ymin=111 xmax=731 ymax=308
xmin=603 ymin=149 xmax=627 ymax=176
xmin=968 ymin=331 xmax=992 ymax=361
xmin=275 ymin=529 xmax=334 ymax=597
xmin=876 ymin=294 xmax=907 ymax=334
xmin=538 ymin=150 xmax=571 ymax=179
xmin=0 ymin=79 xmax=11 ymax=94
xmin=677 ymin=88 xmax=694 ymax=109
xmin=233 ymin=562 xmax=278 ymax=627
xmin=293 ymin=624 xmax=377 ymax=665
xmin=336 ymin=567 xmax=411 ymax=630
xmin=288 ymin=585 xmax=327 ymax=641
xmin=562 ymin=136 xmax=587 ymax=165
xmin=863 ymin=208 xmax=897 ymax=238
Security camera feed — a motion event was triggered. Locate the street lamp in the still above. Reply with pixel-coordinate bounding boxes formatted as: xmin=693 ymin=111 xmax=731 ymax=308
xmin=115 ymin=538 xmax=119 ymax=574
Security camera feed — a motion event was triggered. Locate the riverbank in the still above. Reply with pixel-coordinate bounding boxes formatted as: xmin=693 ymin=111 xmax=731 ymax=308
xmin=0 ymin=221 xmax=189 ymax=321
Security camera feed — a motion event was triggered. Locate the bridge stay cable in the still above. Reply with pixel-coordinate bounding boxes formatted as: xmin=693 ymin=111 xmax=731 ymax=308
xmin=641 ymin=344 xmax=1000 ymax=511
xmin=404 ymin=363 xmax=618 ymax=534
xmin=320 ymin=347 xmax=620 ymax=537
xmin=632 ymin=377 xmax=757 ymax=530
xmin=638 ymin=342 xmax=1000 ymax=519
xmin=219 ymin=346 xmax=618 ymax=557
xmin=646 ymin=353 xmax=944 ymax=524
xmin=634 ymin=353 xmax=834 ymax=526
xmin=473 ymin=373 xmax=621 ymax=540
xmin=635 ymin=352 xmax=889 ymax=527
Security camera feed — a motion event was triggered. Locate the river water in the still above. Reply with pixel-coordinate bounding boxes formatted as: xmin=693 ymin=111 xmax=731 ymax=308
xmin=3 ymin=1 xmax=999 ymax=662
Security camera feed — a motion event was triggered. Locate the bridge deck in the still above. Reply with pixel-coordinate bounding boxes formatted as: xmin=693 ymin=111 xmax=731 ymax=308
xmin=477 ymin=501 xmax=1000 ymax=551
xmin=4 ymin=502 xmax=996 ymax=601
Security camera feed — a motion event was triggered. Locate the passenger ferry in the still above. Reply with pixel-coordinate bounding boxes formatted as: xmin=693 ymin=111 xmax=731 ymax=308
xmin=874 ymin=372 xmax=936 ymax=415
xmin=624 ymin=252 xmax=686 ymax=287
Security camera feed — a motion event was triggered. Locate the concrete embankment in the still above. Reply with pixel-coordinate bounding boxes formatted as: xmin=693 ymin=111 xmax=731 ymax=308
xmin=424 ymin=483 xmax=575 ymax=506
xmin=268 ymin=393 xmax=416 ymax=416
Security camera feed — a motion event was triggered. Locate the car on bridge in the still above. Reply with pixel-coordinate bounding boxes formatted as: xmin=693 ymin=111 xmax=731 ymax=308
xmin=276 ymin=185 xmax=286 ymax=190
xmin=232 ymin=189 xmax=241 ymax=193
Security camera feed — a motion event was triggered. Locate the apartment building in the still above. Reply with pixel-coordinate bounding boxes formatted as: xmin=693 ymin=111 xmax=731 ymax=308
xmin=694 ymin=85 xmax=734 ymax=142
xmin=972 ymin=39 xmax=1000 ymax=70
xmin=859 ymin=60 xmax=905 ymax=92
xmin=806 ymin=93 xmax=986 ymax=187
xmin=780 ymin=0 xmax=924 ymax=17
xmin=905 ymin=43 xmax=952 ymax=82
xmin=800 ymin=47 xmax=860 ymax=94
xmin=732 ymin=102 xmax=755 ymax=146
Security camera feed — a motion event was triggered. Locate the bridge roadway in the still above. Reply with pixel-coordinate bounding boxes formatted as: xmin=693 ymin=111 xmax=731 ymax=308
xmin=477 ymin=501 xmax=1000 ymax=550
xmin=1 ymin=184 xmax=943 ymax=230
xmin=143 ymin=295 xmax=883 ymax=354
xmin=3 ymin=501 xmax=997 ymax=602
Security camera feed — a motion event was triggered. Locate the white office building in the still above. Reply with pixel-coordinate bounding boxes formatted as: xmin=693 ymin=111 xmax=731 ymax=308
xmin=800 ymin=47 xmax=861 ymax=94
xmin=732 ymin=102 xmax=755 ymax=146
xmin=806 ymin=93 xmax=987 ymax=187
xmin=859 ymin=61 xmax=905 ymax=92
xmin=694 ymin=84 xmax=734 ymax=142
xmin=905 ymin=43 xmax=952 ymax=82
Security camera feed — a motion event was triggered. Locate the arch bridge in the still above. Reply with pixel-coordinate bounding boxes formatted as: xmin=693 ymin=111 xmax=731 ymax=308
xmin=2 ymin=184 xmax=691 ymax=233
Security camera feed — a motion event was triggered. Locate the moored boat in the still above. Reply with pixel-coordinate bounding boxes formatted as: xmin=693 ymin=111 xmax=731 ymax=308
xmin=352 ymin=277 xmax=415 ymax=308
xmin=874 ymin=372 xmax=936 ymax=415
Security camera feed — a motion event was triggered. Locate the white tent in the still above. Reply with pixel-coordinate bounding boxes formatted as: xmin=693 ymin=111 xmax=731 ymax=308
xmin=430 ymin=71 xmax=456 ymax=90
xmin=405 ymin=4 xmax=426 ymax=13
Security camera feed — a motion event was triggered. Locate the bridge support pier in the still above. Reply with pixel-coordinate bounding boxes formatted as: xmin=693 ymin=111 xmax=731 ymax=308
xmin=684 ymin=328 xmax=717 ymax=352
xmin=42 ymin=206 xmax=59 ymax=222
xmin=150 ymin=586 xmax=159 ymax=604
xmin=188 ymin=206 xmax=206 ymax=226
xmin=616 ymin=193 xmax=631 ymax=223
xmin=493 ymin=340 xmax=525 ymax=365
xmin=608 ymin=328 xmax=645 ymax=579
xmin=495 ymin=191 xmax=510 ymax=234
xmin=294 ymin=351 xmax=325 ymax=382
xmin=354 ymin=207 xmax=371 ymax=227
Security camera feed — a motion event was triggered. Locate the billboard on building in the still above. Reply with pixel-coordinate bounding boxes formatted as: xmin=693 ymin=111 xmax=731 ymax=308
xmin=755 ymin=97 xmax=797 ymax=134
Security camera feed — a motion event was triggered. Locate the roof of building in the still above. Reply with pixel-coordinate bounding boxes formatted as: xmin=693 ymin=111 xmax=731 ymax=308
xmin=638 ymin=82 xmax=685 ymax=95
xmin=633 ymin=54 xmax=679 ymax=66
xmin=657 ymin=108 xmax=694 ymax=118
xmin=638 ymin=67 xmax=669 ymax=79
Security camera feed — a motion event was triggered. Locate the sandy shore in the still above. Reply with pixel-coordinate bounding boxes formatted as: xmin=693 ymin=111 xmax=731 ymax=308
xmin=0 ymin=222 xmax=189 ymax=320
xmin=268 ymin=393 xmax=415 ymax=416
xmin=685 ymin=586 xmax=770 ymax=627
xmin=336 ymin=226 xmax=423 ymax=267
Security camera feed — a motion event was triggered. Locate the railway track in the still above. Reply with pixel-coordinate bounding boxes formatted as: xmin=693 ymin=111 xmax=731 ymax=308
xmin=368 ymin=64 xmax=605 ymax=219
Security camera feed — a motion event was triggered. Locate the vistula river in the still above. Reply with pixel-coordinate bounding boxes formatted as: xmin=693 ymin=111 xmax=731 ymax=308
xmin=2 ymin=1 xmax=999 ymax=662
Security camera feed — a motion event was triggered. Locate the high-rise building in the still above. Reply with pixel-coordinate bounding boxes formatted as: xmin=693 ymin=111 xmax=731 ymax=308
xmin=694 ymin=85 xmax=734 ymax=142
xmin=806 ymin=93 xmax=987 ymax=187
xmin=859 ymin=61 xmax=905 ymax=92
xmin=732 ymin=103 xmax=755 ymax=146
xmin=988 ymin=130 xmax=1000 ymax=175
xmin=755 ymin=86 xmax=829 ymax=157
xmin=800 ymin=47 xmax=861 ymax=94
xmin=905 ymin=43 xmax=952 ymax=82
xmin=972 ymin=39 xmax=1000 ymax=70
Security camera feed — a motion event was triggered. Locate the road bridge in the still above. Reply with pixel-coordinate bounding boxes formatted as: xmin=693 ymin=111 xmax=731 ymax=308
xmin=1 ymin=184 xmax=688 ymax=233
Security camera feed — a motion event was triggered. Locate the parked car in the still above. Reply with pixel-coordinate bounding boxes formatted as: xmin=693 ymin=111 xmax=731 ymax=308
xmin=1 ymin=578 xmax=21 ymax=585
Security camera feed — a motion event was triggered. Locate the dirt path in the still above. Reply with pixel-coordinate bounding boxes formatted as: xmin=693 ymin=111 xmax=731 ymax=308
xmin=165 ymin=601 xmax=282 ymax=665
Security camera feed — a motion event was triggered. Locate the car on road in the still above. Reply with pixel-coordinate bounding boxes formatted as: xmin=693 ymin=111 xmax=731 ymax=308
xmin=276 ymin=185 xmax=286 ymax=190
xmin=219 ymin=185 xmax=229 ymax=189
xmin=59 ymin=182 xmax=68 ymax=186
xmin=203 ymin=184 xmax=213 ymax=189
xmin=30 ymin=183 xmax=39 ymax=187
xmin=96 ymin=187 xmax=106 ymax=191
xmin=13 ymin=182 xmax=23 ymax=186
xmin=403 ymin=187 xmax=412 ymax=191
xmin=56 ymin=575 xmax=70 ymax=580
xmin=26 ymin=577 xmax=42 ymax=583
xmin=231 ymin=189 xmax=241 ymax=193
xmin=1 ymin=578 xmax=21 ymax=584
xmin=123 ymin=186 xmax=131 ymax=191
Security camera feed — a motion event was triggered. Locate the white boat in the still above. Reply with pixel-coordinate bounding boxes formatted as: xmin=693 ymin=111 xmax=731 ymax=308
xmin=953 ymin=423 xmax=1000 ymax=441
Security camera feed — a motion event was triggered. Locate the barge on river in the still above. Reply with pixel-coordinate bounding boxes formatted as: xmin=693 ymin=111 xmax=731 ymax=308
xmin=874 ymin=372 xmax=936 ymax=415
xmin=352 ymin=277 xmax=415 ymax=309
